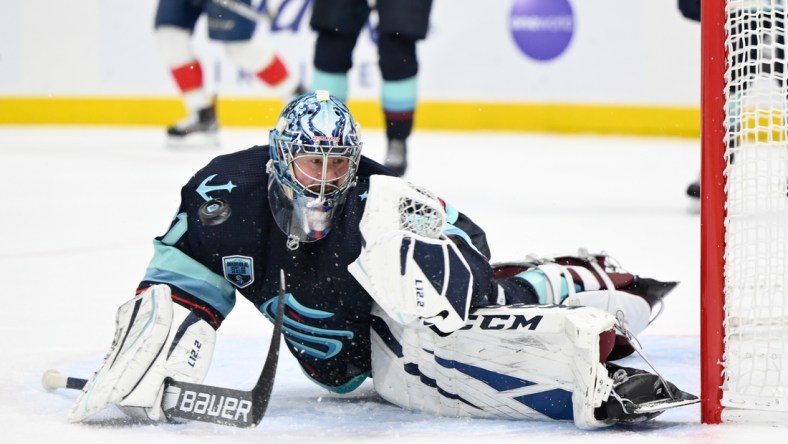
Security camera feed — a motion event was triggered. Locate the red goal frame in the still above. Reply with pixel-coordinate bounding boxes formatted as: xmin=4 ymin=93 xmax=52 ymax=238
xmin=699 ymin=0 xmax=727 ymax=425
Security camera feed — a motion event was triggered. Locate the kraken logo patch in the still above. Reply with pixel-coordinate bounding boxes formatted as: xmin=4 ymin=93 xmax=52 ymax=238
xmin=222 ymin=255 xmax=254 ymax=288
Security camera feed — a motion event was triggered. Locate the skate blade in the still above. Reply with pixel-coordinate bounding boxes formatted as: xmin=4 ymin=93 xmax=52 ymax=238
xmin=632 ymin=397 xmax=700 ymax=414
xmin=166 ymin=132 xmax=220 ymax=149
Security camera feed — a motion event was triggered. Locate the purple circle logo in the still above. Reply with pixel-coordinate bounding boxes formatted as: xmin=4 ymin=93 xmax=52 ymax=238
xmin=510 ymin=0 xmax=575 ymax=61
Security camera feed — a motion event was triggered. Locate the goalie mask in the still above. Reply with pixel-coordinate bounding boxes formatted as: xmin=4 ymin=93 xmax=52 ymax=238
xmin=267 ymin=90 xmax=362 ymax=246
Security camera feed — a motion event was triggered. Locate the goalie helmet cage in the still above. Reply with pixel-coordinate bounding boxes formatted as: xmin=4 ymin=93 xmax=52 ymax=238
xmin=701 ymin=0 xmax=788 ymax=425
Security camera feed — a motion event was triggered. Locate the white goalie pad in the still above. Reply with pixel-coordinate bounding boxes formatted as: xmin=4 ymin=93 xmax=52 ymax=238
xmin=348 ymin=175 xmax=472 ymax=333
xmin=562 ymin=290 xmax=651 ymax=336
xmin=370 ymin=303 xmax=619 ymax=429
xmin=504 ymin=249 xmax=660 ymax=336
xmin=68 ymin=285 xmax=216 ymax=423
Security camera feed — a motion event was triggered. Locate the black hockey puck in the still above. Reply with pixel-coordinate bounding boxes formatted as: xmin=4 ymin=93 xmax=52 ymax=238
xmin=199 ymin=198 xmax=232 ymax=226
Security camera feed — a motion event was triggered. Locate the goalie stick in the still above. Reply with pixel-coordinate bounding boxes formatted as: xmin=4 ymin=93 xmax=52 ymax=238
xmin=43 ymin=269 xmax=288 ymax=428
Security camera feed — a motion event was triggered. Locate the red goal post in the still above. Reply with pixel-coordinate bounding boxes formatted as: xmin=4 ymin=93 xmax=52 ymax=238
xmin=701 ymin=0 xmax=788 ymax=425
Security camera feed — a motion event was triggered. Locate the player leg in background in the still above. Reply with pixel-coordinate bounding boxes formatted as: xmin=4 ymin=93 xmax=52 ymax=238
xmin=212 ymin=1 xmax=305 ymax=100
xmin=154 ymin=0 xmax=218 ymax=146
xmin=679 ymin=0 xmax=701 ymax=202
xmin=309 ymin=0 xmax=369 ymax=125
xmin=377 ymin=0 xmax=433 ymax=176
xmin=155 ymin=0 xmax=304 ymax=147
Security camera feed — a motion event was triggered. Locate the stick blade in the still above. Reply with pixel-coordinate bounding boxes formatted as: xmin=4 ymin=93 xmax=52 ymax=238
xmin=162 ymin=379 xmax=258 ymax=427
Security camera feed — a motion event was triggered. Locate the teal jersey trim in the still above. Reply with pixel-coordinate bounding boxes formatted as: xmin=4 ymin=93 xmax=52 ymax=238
xmin=312 ymin=69 xmax=349 ymax=102
xmin=441 ymin=200 xmax=481 ymax=255
xmin=382 ymin=77 xmax=417 ymax=112
xmin=260 ymin=295 xmax=354 ymax=360
xmin=443 ymin=225 xmax=477 ymax=254
xmin=302 ymin=369 xmax=370 ymax=394
xmin=444 ymin=201 xmax=460 ymax=224
xmin=143 ymin=240 xmax=237 ymax=317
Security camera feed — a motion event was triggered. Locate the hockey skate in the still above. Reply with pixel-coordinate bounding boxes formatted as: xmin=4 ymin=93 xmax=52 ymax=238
xmin=686 ymin=180 xmax=700 ymax=198
xmin=290 ymin=82 xmax=308 ymax=99
xmin=385 ymin=139 xmax=408 ymax=176
xmin=601 ymin=363 xmax=699 ymax=424
xmin=166 ymin=102 xmax=219 ymax=148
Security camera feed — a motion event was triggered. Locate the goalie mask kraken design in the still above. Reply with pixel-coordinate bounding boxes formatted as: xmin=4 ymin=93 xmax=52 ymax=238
xmin=267 ymin=90 xmax=362 ymax=245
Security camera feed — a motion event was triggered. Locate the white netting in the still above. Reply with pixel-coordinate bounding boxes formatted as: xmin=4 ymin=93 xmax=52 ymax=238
xmin=397 ymin=184 xmax=446 ymax=239
xmin=722 ymin=0 xmax=788 ymax=415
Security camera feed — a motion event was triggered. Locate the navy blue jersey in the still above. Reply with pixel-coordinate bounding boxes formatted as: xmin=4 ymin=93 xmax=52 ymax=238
xmin=139 ymin=146 xmax=496 ymax=392
xmin=155 ymin=0 xmax=257 ymax=41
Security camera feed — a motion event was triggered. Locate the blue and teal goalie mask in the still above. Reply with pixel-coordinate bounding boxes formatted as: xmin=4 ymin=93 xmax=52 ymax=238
xmin=267 ymin=90 xmax=363 ymax=245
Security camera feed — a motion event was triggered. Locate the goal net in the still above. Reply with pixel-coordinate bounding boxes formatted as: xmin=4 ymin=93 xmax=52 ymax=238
xmin=701 ymin=0 xmax=788 ymax=424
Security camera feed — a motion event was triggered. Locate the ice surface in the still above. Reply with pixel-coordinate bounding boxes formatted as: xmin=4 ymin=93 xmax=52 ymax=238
xmin=0 ymin=126 xmax=779 ymax=442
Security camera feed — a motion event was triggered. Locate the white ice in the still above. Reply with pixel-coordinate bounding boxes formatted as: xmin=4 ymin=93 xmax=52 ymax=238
xmin=0 ymin=126 xmax=780 ymax=442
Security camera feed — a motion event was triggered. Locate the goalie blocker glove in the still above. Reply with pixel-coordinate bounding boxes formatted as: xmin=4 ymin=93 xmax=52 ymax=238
xmin=69 ymin=284 xmax=216 ymax=423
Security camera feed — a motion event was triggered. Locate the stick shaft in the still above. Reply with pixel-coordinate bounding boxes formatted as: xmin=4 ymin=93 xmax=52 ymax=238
xmin=41 ymin=369 xmax=87 ymax=391
xmin=66 ymin=376 xmax=87 ymax=390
